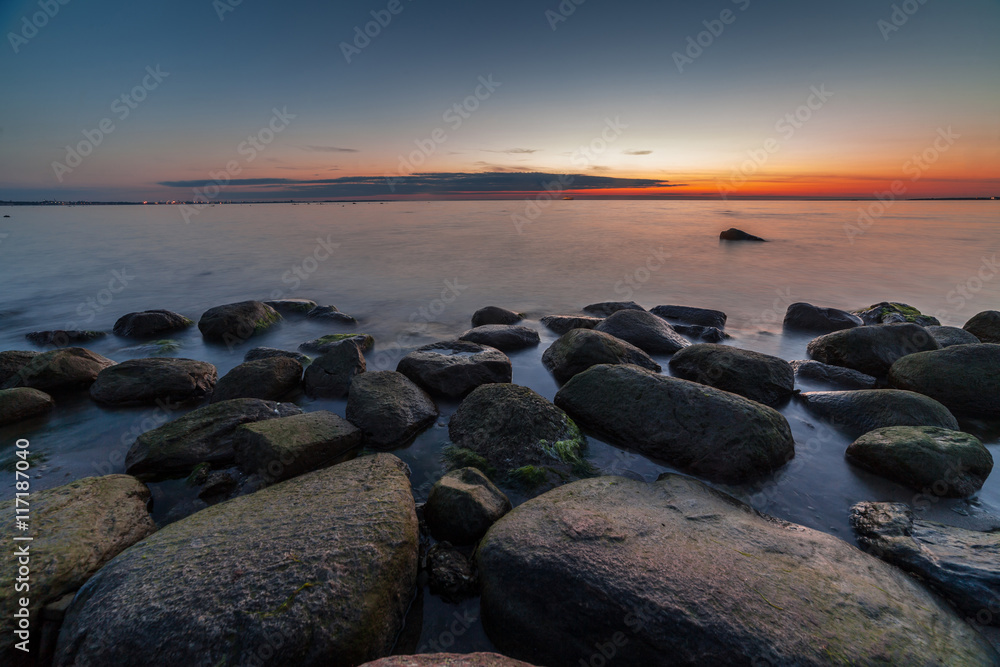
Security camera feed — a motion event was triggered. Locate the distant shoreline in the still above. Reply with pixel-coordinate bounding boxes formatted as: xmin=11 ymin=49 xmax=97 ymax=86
xmin=0 ymin=197 xmax=997 ymax=206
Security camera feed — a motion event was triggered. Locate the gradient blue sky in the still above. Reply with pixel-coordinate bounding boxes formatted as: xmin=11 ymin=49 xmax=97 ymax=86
xmin=2 ymin=0 xmax=998 ymax=200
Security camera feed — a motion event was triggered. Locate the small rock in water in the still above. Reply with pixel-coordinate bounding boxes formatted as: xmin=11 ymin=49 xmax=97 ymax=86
xmin=210 ymin=356 xmax=302 ymax=403
xmin=397 ymin=340 xmax=511 ymax=398
xmin=963 ymin=310 xmax=1000 ymax=344
xmin=853 ymin=301 xmax=940 ymax=327
xmin=671 ymin=323 xmax=729 ymax=342
xmin=113 ymin=310 xmax=193 ymax=338
xmin=0 ymin=387 xmax=54 ymax=426
xmin=89 ymin=358 xmax=217 ymax=406
xmin=668 ymin=343 xmax=795 ymax=408
xmin=888 ymin=343 xmax=1000 ymax=418
xmin=307 ymin=305 xmax=358 ymax=324
xmin=539 ymin=315 xmax=602 ymax=335
xmin=782 ymin=302 xmax=863 ymax=333
xmin=425 ymin=467 xmax=512 ymax=545
xmin=789 ymin=359 xmax=876 ymax=390
xmin=471 ymin=305 xmax=524 ymax=327
xmin=198 ymin=300 xmax=281 ymax=343
xmin=299 ymin=333 xmax=374 ymax=354
xmin=650 ymin=304 xmax=727 ymax=329
xmin=263 ymin=298 xmax=317 ymax=314
xmin=806 ymin=323 xmax=939 ymax=376
xmin=459 ymin=324 xmax=540 ymax=351
xmin=424 ymin=543 xmax=479 ymax=602
xmin=0 ymin=350 xmax=38 ymax=386
xmin=594 ymin=309 xmax=689 ymax=354
xmin=541 ymin=328 xmax=660 ymax=383
xmin=581 ymin=300 xmax=644 ymax=317
xmin=796 ymin=389 xmax=959 ymax=438
xmin=719 ymin=227 xmax=765 ymax=241
xmin=25 ymin=330 xmax=106 ymax=346
xmin=346 ymin=371 xmax=438 ymax=448
xmin=2 ymin=347 xmax=115 ymax=392
xmin=303 ymin=342 xmax=365 ymax=397
xmin=244 ymin=347 xmax=311 ymax=364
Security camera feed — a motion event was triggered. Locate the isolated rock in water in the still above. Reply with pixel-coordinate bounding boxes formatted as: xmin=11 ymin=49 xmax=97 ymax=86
xmin=0 ymin=350 xmax=37 ymax=385
xmin=234 ymin=410 xmax=362 ymax=483
xmin=198 ymin=300 xmax=282 ymax=343
xmin=346 ymin=371 xmax=438 ymax=448
xmin=594 ymin=309 xmax=689 ymax=355
xmin=846 ymin=425 xmax=993 ymax=497
xmin=0 ymin=387 xmax=54 ymax=426
xmin=449 ymin=384 xmax=586 ymax=475
xmin=244 ymin=347 xmax=311 ymax=364
xmin=853 ymin=302 xmax=940 ymax=327
xmin=125 ymin=398 xmax=303 ymax=480
xmin=471 ymin=306 xmax=523 ymax=327
xmin=54 ymin=455 xmax=419 ymax=667
xmin=25 ymin=330 xmax=106 ymax=346
xmin=300 ymin=333 xmax=374 ymax=354
xmin=582 ymin=300 xmax=644 ymax=317
xmin=851 ymin=501 xmax=1000 ymax=626
xmin=555 ymin=364 xmax=794 ymax=483
xmin=789 ymin=360 xmax=877 ymax=390
xmin=650 ymin=304 xmax=727 ymax=330
xmin=806 ymin=323 xmax=939 ymax=376
xmin=113 ymin=310 xmax=193 ymax=337
xmin=360 ymin=654 xmax=536 ymax=667
xmin=888 ymin=343 xmax=1000 ymax=417
xmin=797 ymin=390 xmax=959 ymax=438
xmin=539 ymin=315 xmax=602 ymax=335
xmin=668 ymin=344 xmax=795 ymax=408
xmin=1 ymin=347 xmax=115 ymax=392
xmin=397 ymin=340 xmax=511 ymax=398
xmin=425 ymin=467 xmax=511 ymax=545
xmin=211 ymin=357 xmax=301 ymax=404
xmin=90 ymin=358 xmax=217 ymax=406
xmin=459 ymin=325 xmax=540 ymax=351
xmin=263 ymin=298 xmax=318 ymax=314
xmin=964 ymin=310 xmax=1000 ymax=344
xmin=671 ymin=323 xmax=730 ymax=343
xmin=542 ymin=328 xmax=660 ymax=384
xmin=0 ymin=475 xmax=155 ymax=655
xmin=476 ymin=475 xmax=997 ymax=667
xmin=303 ymin=343 xmax=365 ymax=397
xmin=719 ymin=227 xmax=765 ymax=241
xmin=307 ymin=304 xmax=358 ymax=324
xmin=782 ymin=302 xmax=863 ymax=333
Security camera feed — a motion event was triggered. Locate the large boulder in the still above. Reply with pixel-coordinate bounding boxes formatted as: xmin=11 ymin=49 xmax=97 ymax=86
xmin=650 ymin=304 xmax=727 ymax=329
xmin=926 ymin=325 xmax=980 ymax=348
xmin=211 ymin=356 xmax=302 ymax=403
xmin=888 ymin=344 xmax=1000 ymax=418
xmin=541 ymin=328 xmax=659 ymax=384
xmin=113 ymin=310 xmax=193 ymax=338
xmin=360 ymin=655 xmax=536 ymax=667
xmin=125 ymin=398 xmax=303 ymax=480
xmin=854 ymin=302 xmax=940 ymax=327
xmin=594 ymin=309 xmax=689 ymax=354
xmin=554 ymin=364 xmax=794 ymax=483
xmin=719 ymin=227 xmax=765 ymax=241
xmin=782 ymin=302 xmax=863 ymax=333
xmin=964 ymin=310 xmax=1000 ymax=344
xmin=852 ymin=501 xmax=1000 ymax=627
xmin=0 ymin=350 xmax=37 ymax=385
xmin=471 ymin=306 xmax=523 ymax=327
xmin=582 ymin=301 xmax=644 ymax=317
xmin=1 ymin=347 xmax=115 ymax=392
xmin=459 ymin=325 xmax=540 ymax=351
xmin=54 ymin=455 xmax=419 ymax=667
xmin=789 ymin=360 xmax=877 ymax=390
xmin=346 ymin=371 xmax=438 ymax=449
xmin=667 ymin=344 xmax=794 ymax=408
xmin=797 ymin=390 xmax=959 ymax=438
xmin=424 ymin=467 xmax=511 ymax=545
xmin=303 ymin=343 xmax=366 ymax=397
xmin=198 ymin=300 xmax=282 ymax=344
xmin=477 ymin=475 xmax=997 ymax=667
xmin=90 ymin=358 xmax=217 ymax=406
xmin=0 ymin=387 xmax=54 ymax=426
xmin=397 ymin=341 xmax=511 ymax=398
xmin=0 ymin=475 xmax=155 ymax=655
xmin=806 ymin=323 xmax=939 ymax=376
xmin=234 ymin=411 xmax=362 ymax=482
xmin=539 ymin=315 xmax=602 ymax=335
xmin=846 ymin=426 xmax=993 ymax=497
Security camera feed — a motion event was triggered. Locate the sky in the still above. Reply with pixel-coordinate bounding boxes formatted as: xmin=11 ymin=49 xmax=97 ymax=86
xmin=1 ymin=0 xmax=999 ymax=201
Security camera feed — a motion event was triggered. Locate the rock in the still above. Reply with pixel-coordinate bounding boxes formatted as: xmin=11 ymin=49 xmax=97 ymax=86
xmin=477 ymin=475 xmax=997 ymax=667
xmin=927 ymin=325 xmax=980 ymax=348
xmin=303 ymin=343 xmax=365 ymax=398
xmin=234 ymin=410 xmax=362 ymax=482
xmin=851 ymin=502 xmax=1000 ymax=627
xmin=797 ymin=390 xmax=959 ymax=438
xmin=782 ymin=302 xmax=863 ymax=333
xmin=263 ymin=298 xmax=318 ymax=314
xmin=210 ymin=357 xmax=301 ymax=403
xmin=425 ymin=467 xmax=512 ymax=545
xmin=90 ymin=358 xmax=217 ymax=406
xmin=964 ymin=310 xmax=1000 ymax=344
xmin=113 ymin=310 xmax=193 ymax=337
xmin=854 ymin=302 xmax=941 ymax=327
xmin=424 ymin=543 xmax=478 ymax=602
xmin=197 ymin=470 xmax=240 ymax=503
xmin=539 ymin=315 xmax=602 ymax=335
xmin=360 ymin=654 xmax=536 ymax=667
xmin=244 ymin=347 xmax=311 ymax=364
xmin=299 ymin=333 xmax=374 ymax=354
xmin=594 ymin=309 xmax=690 ymax=355
xmin=0 ymin=350 xmax=37 ymax=385
xmin=650 ymin=304 xmax=727 ymax=329
xmin=25 ymin=330 xmax=106 ymax=346
xmin=789 ymin=360 xmax=877 ymax=390
xmin=541 ymin=328 xmax=660 ymax=384
xmin=346 ymin=371 xmax=438 ymax=448
xmin=888 ymin=343 xmax=1000 ymax=417
xmin=54 ymin=455 xmax=419 ymax=667
xmin=581 ymin=301 xmax=644 ymax=317
xmin=845 ymin=426 xmax=993 ymax=496
xmin=667 ymin=344 xmax=795 ymax=408
xmin=307 ymin=305 xmax=357 ymax=324
xmin=1 ymin=347 xmax=115 ymax=392
xmin=449 ymin=384 xmax=587 ymax=475
xmin=397 ymin=341 xmax=511 ymax=398
xmin=459 ymin=325 xmax=540 ymax=351
xmin=806 ymin=323 xmax=939 ymax=376
xmin=554 ymin=364 xmax=794 ymax=483
xmin=0 ymin=387 xmax=54 ymax=426
xmin=0 ymin=475 xmax=155 ymax=655
xmin=125 ymin=398 xmax=303 ymax=480
xmin=719 ymin=227 xmax=765 ymax=241
xmin=471 ymin=306 xmax=523 ymax=327
xmin=671 ymin=323 xmax=730 ymax=342
xmin=197 ymin=300 xmax=282 ymax=343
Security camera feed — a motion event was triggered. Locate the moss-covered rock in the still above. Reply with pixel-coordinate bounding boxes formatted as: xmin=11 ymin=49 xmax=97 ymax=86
xmin=425 ymin=467 xmax=511 ymax=545
xmin=541 ymin=328 xmax=660 ymax=384
xmin=1 ymin=347 xmax=115 ymax=392
xmin=806 ymin=323 xmax=939 ymax=376
xmin=89 ymin=357 xmax=217 ymax=406
xmin=197 ymin=300 xmax=282 ymax=344
xmin=0 ymin=387 xmax=54 ymax=426
xmin=797 ymin=389 xmax=959 ymax=438
xmin=854 ymin=301 xmax=940 ymax=326
xmin=888 ymin=343 xmax=1000 ymax=418
xmin=211 ymin=356 xmax=302 ymax=403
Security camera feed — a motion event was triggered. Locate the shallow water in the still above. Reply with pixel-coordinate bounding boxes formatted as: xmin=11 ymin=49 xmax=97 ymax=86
xmin=1 ymin=199 xmax=998 ymax=652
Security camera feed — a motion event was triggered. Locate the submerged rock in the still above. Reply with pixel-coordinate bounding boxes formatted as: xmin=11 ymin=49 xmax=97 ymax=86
xmin=425 ymin=467 xmax=511 ymax=545
xmin=211 ymin=356 xmax=302 ymax=403
xmin=964 ymin=310 xmax=1000 ymax=344
xmin=541 ymin=328 xmax=660 ymax=384
xmin=477 ymin=475 xmax=997 ymax=666
xmin=581 ymin=301 xmax=644 ymax=317
xmin=345 ymin=371 xmax=438 ymax=449
xmin=1 ymin=347 xmax=115 ymax=392
xmin=90 ymin=358 xmax=217 ymax=406
xmin=668 ymin=343 xmax=795 ymax=408
xmin=539 ymin=315 xmax=602 ymax=335
xmin=594 ymin=309 xmax=689 ymax=354
xmin=888 ymin=344 xmax=1000 ymax=418
xmin=25 ymin=330 xmax=106 ymax=346
xmin=650 ymin=304 xmax=727 ymax=329
xmin=806 ymin=323 xmax=939 ymax=376
xmin=854 ymin=302 xmax=940 ymax=327
xmin=397 ymin=340 xmax=511 ymax=398
xmin=926 ymin=325 xmax=980 ymax=348
xmin=0 ymin=387 xmax=54 ymax=426
xmin=300 ymin=333 xmax=374 ymax=354
xmin=789 ymin=359 xmax=877 ymax=390
xmin=54 ymin=455 xmax=419 ymax=667
xmin=244 ymin=347 xmax=311 ymax=364
xmin=263 ymin=298 xmax=318 ymax=314
xmin=719 ymin=227 xmax=765 ymax=241
xmin=0 ymin=350 xmax=37 ymax=386
xmin=198 ymin=300 xmax=281 ymax=344
xmin=307 ymin=305 xmax=358 ymax=324
xmin=782 ymin=302 xmax=863 ymax=333
xmin=471 ymin=306 xmax=523 ymax=327
xmin=303 ymin=343 xmax=366 ymax=397
xmin=113 ymin=310 xmax=193 ymax=338
xmin=555 ymin=364 xmax=794 ymax=483
xmin=459 ymin=325 xmax=540 ymax=351
xmin=797 ymin=390 xmax=959 ymax=438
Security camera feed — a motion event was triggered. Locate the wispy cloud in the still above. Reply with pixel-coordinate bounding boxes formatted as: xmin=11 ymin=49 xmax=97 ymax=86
xmin=623 ymin=149 xmax=653 ymax=155
xmin=483 ymin=148 xmax=541 ymax=154
xmin=299 ymin=145 xmax=359 ymax=153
